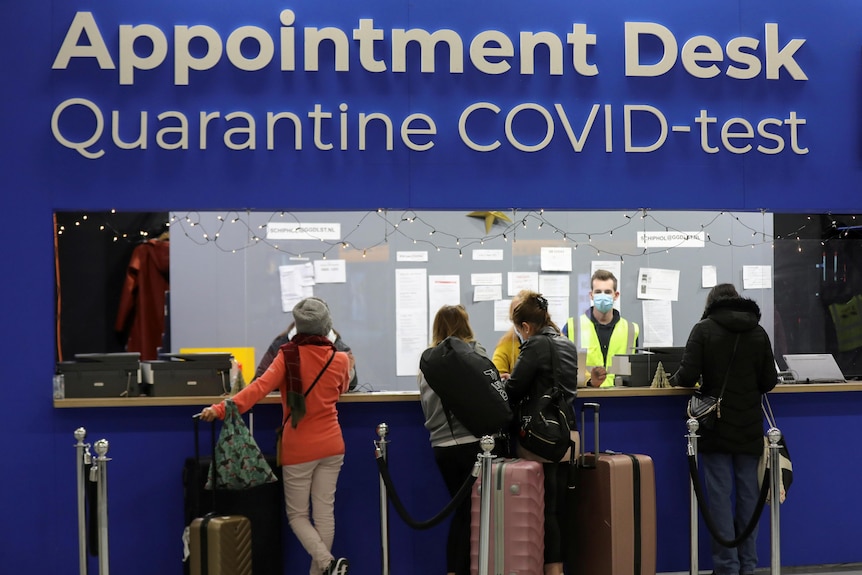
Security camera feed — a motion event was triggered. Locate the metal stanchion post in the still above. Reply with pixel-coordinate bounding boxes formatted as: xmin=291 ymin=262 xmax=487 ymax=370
xmin=92 ymin=439 xmax=111 ymax=575
xmin=74 ymin=428 xmax=91 ymax=575
xmin=476 ymin=435 xmax=495 ymax=575
xmin=374 ymin=423 xmax=391 ymax=575
xmin=767 ymin=427 xmax=782 ymax=575
xmin=685 ymin=418 xmax=700 ymax=575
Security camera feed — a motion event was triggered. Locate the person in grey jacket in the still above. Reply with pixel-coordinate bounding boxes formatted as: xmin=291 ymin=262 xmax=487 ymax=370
xmin=418 ymin=304 xmax=501 ymax=575
xmin=671 ymin=283 xmax=777 ymax=575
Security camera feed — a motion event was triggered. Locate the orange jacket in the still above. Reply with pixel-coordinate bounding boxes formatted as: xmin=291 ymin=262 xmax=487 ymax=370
xmin=210 ymin=344 xmax=351 ymax=465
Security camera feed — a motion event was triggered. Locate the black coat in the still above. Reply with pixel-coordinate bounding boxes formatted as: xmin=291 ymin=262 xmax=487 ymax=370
xmin=672 ymin=297 xmax=777 ymax=455
xmin=505 ymin=327 xmax=579 ymax=423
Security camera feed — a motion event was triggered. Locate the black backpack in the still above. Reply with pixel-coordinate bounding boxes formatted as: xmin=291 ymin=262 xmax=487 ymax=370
xmin=419 ymin=336 xmax=513 ymax=437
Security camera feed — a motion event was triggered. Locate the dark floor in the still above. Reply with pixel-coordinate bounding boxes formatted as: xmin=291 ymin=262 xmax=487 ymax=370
xmin=660 ymin=565 xmax=862 ymax=575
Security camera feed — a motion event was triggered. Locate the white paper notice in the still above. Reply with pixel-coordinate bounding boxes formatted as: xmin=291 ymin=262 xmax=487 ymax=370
xmin=313 ymin=259 xmax=346 ymax=283
xmin=473 ymin=249 xmax=504 ymax=261
xmin=507 ymin=271 xmax=539 ymax=296
xmin=637 ymin=268 xmax=680 ymax=301
xmin=396 ymin=251 xmax=429 ymax=262
xmin=494 ymin=300 xmax=513 ymax=331
xmin=279 ymin=263 xmax=315 ymax=312
xmin=546 ymin=296 xmax=570 ymax=328
xmin=642 ymin=300 xmax=674 ymax=347
xmin=395 ymin=269 xmax=427 ymax=377
xmin=637 ymin=231 xmax=705 ymax=248
xmin=267 ymin=222 xmax=341 ymax=241
xmin=300 ymin=263 xmax=316 ymax=286
xmin=540 ymin=247 xmax=573 ymax=271
xmin=743 ymin=265 xmax=772 ymax=289
xmin=539 ymin=274 xmax=570 ymax=297
xmin=591 ymin=260 xmax=621 ymax=281
xmin=471 ymin=273 xmax=502 ymax=286
xmin=474 ymin=285 xmax=503 ymax=302
xmin=702 ymin=265 xmax=718 ymax=288
xmin=538 ymin=275 xmax=571 ymax=325
xmin=429 ymin=275 xmax=461 ymax=319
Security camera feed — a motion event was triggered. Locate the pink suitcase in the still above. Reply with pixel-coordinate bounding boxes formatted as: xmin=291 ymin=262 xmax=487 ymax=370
xmin=573 ymin=402 xmax=657 ymax=575
xmin=469 ymin=458 xmax=545 ymax=575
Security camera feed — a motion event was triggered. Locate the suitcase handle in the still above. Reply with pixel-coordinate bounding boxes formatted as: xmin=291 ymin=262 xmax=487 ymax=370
xmin=579 ymin=402 xmax=600 ymax=468
xmin=193 ymin=414 xmax=218 ymax=512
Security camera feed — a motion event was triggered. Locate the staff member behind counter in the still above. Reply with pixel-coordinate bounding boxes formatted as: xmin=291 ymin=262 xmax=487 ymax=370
xmin=255 ymin=315 xmax=358 ymax=390
xmin=562 ymin=269 xmax=639 ymax=387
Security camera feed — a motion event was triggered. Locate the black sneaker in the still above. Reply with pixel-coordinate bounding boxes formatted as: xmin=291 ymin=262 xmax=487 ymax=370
xmin=323 ymin=557 xmax=349 ymax=575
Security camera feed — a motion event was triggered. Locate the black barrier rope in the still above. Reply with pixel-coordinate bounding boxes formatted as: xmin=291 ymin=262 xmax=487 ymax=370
xmin=375 ymin=453 xmax=478 ymax=530
xmin=687 ymin=454 xmax=770 ymax=548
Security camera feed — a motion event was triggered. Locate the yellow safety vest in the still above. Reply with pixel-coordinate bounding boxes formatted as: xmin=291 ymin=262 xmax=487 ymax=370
xmin=829 ymin=295 xmax=862 ymax=352
xmin=567 ymin=315 xmax=639 ymax=387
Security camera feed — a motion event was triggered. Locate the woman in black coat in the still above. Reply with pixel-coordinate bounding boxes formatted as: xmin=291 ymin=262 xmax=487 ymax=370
xmin=671 ymin=284 xmax=777 ymax=575
xmin=504 ymin=292 xmax=579 ymax=575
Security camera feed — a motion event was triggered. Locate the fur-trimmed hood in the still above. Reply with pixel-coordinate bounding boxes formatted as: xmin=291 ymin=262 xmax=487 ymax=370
xmin=703 ymin=297 xmax=762 ymax=333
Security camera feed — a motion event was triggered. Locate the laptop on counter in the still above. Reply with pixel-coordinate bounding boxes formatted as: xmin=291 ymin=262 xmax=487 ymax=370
xmin=782 ymin=353 xmax=847 ymax=383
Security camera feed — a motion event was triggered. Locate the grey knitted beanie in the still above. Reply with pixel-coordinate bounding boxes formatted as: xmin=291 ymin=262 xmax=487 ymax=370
xmin=292 ymin=297 xmax=333 ymax=336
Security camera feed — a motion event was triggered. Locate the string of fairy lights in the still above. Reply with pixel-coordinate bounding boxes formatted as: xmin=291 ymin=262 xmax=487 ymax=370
xmin=55 ymin=210 xmax=167 ymax=243
xmin=55 ymin=209 xmax=857 ymax=261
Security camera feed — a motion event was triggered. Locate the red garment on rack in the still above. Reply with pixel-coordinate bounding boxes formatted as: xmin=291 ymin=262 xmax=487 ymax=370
xmin=115 ymin=239 xmax=170 ymax=360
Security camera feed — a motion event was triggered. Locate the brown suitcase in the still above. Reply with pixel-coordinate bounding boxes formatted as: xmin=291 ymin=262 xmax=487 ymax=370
xmin=189 ymin=513 xmax=253 ymax=575
xmin=572 ymin=402 xmax=657 ymax=575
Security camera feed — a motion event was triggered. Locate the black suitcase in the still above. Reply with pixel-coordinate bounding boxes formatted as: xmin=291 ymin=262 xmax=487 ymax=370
xmin=184 ymin=416 xmax=284 ymax=575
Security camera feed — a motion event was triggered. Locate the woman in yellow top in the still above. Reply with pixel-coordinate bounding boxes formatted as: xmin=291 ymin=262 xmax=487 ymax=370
xmin=492 ymin=290 xmax=530 ymax=378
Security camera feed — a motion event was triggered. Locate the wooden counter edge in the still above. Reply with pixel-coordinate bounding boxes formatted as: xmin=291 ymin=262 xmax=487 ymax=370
xmin=53 ymin=391 xmax=423 ymax=408
xmin=52 ymin=382 xmax=862 ymax=408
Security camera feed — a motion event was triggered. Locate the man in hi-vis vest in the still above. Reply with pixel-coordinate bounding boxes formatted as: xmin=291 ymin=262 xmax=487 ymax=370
xmin=562 ymin=269 xmax=639 ymax=387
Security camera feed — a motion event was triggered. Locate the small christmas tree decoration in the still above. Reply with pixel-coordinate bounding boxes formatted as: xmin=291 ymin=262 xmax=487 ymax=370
xmin=651 ymin=361 xmax=671 ymax=388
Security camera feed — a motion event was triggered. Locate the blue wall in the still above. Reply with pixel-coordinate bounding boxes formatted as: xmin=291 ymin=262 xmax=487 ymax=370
xmin=15 ymin=0 xmax=862 ymax=212
xmin=40 ymin=392 xmax=862 ymax=574
xmin=3 ymin=1 xmax=862 ymax=572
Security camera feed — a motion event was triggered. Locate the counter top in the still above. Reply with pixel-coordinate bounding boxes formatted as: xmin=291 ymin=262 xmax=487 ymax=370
xmin=52 ymin=390 xmax=421 ymax=408
xmin=53 ymin=381 xmax=862 ymax=408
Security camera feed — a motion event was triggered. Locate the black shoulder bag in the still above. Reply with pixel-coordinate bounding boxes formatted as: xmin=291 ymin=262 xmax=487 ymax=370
xmin=516 ymin=336 xmax=573 ymax=462
xmin=686 ymin=334 xmax=740 ymax=429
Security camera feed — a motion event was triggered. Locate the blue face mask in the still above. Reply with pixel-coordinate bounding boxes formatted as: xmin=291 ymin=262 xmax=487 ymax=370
xmin=514 ymin=327 xmax=524 ymax=343
xmin=593 ymin=293 xmax=615 ymax=313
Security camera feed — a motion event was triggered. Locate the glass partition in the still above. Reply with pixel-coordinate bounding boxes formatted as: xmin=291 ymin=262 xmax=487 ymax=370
xmin=55 ymin=209 xmax=791 ymax=392
xmin=773 ymin=213 xmax=862 ymax=376
xmin=136 ymin=209 xmax=778 ymax=390
xmin=55 ymin=211 xmax=170 ymax=362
